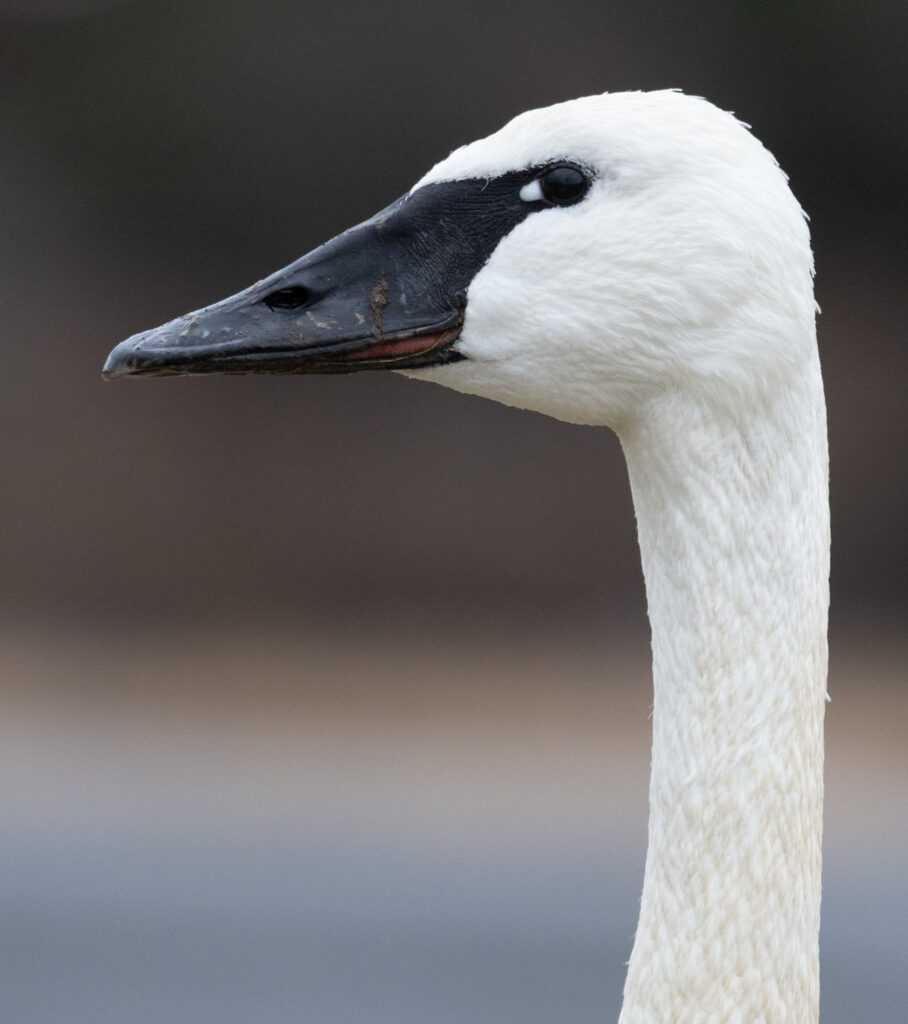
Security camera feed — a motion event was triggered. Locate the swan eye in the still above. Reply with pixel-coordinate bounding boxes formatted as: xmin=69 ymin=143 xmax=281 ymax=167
xmin=520 ymin=164 xmax=590 ymax=207
xmin=540 ymin=164 xmax=589 ymax=205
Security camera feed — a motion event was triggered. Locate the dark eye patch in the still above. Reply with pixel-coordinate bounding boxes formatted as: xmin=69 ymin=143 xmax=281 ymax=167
xmin=251 ymin=163 xmax=594 ymax=348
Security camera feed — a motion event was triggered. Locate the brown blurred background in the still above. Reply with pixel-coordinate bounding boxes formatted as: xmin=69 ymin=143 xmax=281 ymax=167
xmin=1 ymin=1 xmax=905 ymax=1022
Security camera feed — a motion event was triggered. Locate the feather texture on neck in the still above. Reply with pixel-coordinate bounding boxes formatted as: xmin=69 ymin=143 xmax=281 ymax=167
xmin=619 ymin=364 xmax=828 ymax=1022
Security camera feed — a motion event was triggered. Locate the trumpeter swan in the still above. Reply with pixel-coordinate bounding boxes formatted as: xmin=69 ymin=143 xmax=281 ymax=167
xmin=104 ymin=90 xmax=829 ymax=1023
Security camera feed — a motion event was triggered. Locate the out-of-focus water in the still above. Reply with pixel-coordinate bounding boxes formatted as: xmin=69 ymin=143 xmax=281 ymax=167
xmin=3 ymin=839 xmax=633 ymax=1024
xmin=3 ymin=840 xmax=906 ymax=1023
xmin=1 ymin=627 xmax=905 ymax=1023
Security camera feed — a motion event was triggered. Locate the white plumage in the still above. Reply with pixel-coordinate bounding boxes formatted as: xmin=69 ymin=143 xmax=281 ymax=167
xmin=407 ymin=91 xmax=829 ymax=1023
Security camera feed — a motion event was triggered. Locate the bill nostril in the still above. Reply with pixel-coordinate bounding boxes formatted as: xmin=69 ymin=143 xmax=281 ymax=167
xmin=263 ymin=286 xmax=311 ymax=311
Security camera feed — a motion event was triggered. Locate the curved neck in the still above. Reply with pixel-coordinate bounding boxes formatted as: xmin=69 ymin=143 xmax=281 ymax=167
xmin=617 ymin=365 xmax=829 ymax=1023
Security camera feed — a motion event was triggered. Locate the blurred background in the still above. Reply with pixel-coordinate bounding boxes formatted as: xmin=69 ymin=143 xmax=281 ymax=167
xmin=1 ymin=1 xmax=905 ymax=1021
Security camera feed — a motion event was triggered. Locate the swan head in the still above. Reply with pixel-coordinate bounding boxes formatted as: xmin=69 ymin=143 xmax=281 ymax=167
xmin=103 ymin=91 xmax=815 ymax=429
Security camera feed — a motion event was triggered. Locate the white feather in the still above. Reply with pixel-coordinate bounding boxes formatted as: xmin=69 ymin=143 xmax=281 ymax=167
xmin=518 ymin=178 xmax=544 ymax=202
xmin=405 ymin=91 xmax=829 ymax=1023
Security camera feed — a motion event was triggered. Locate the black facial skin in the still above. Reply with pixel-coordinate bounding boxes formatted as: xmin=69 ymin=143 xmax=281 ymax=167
xmin=102 ymin=163 xmax=591 ymax=379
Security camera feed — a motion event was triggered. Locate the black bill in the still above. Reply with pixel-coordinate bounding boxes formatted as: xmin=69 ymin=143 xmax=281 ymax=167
xmin=102 ymin=169 xmax=546 ymax=380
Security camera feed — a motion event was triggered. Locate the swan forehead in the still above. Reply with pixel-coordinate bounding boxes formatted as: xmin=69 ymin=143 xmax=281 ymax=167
xmin=415 ymin=90 xmax=778 ymax=190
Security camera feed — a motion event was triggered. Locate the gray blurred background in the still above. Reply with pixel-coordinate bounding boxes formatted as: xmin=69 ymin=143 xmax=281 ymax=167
xmin=1 ymin=1 xmax=905 ymax=1022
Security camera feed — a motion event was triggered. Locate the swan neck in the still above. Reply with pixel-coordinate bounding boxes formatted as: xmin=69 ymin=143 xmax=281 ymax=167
xmin=618 ymin=374 xmax=829 ymax=1023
